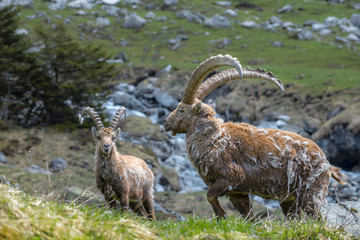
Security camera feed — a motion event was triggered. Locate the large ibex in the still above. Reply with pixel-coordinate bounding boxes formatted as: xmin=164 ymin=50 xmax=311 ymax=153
xmin=80 ymin=107 xmax=155 ymax=220
xmin=164 ymin=54 xmax=343 ymax=219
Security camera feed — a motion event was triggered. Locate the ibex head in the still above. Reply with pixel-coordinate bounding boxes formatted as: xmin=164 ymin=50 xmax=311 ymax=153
xmin=80 ymin=107 xmax=126 ymax=156
xmin=163 ymin=54 xmax=284 ymax=136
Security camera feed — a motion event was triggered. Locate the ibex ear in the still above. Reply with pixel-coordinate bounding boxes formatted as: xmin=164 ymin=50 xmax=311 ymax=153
xmin=115 ymin=128 xmax=121 ymax=139
xmin=191 ymin=102 xmax=202 ymax=115
xmin=91 ymin=126 xmax=98 ymax=139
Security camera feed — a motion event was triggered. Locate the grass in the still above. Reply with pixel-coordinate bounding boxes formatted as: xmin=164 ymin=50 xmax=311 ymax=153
xmin=16 ymin=0 xmax=360 ymax=95
xmin=0 ymin=184 xmax=350 ymax=240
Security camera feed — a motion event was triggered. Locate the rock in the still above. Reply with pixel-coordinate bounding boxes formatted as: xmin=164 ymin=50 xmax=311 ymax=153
xmin=49 ymin=157 xmax=67 ymax=172
xmin=319 ymin=29 xmax=332 ymax=35
xmin=235 ymin=2 xmax=263 ymax=11
xmin=204 ymin=14 xmax=230 ymax=28
xmin=48 ymin=0 xmax=67 ymax=10
xmin=163 ymin=0 xmax=177 ymax=7
xmin=304 ymin=19 xmax=317 ymax=27
xmin=176 ymin=10 xmax=203 ymax=24
xmin=296 ymin=29 xmax=314 ymax=40
xmin=23 ymin=165 xmax=52 ymax=175
xmin=324 ymin=16 xmax=339 ymax=27
xmin=102 ymin=0 xmax=121 ymax=4
xmin=145 ymin=11 xmax=156 ymax=19
xmin=101 ymin=5 xmax=121 ymax=17
xmin=268 ymin=16 xmax=282 ymax=24
xmin=208 ymin=37 xmax=232 ymax=49
xmin=0 ymin=152 xmax=7 ymax=164
xmin=348 ymin=33 xmax=359 ymax=42
xmin=320 ymin=201 xmax=360 ymax=237
xmin=214 ymin=1 xmax=231 ymax=7
xmin=153 ymin=88 xmax=179 ymax=110
xmin=123 ymin=13 xmax=146 ymax=29
xmin=15 ymin=29 xmax=28 ymax=35
xmin=96 ymin=17 xmax=111 ymax=27
xmin=114 ymin=52 xmax=129 ymax=63
xmin=272 ymin=41 xmax=283 ymax=47
xmin=223 ymin=9 xmax=237 ymax=17
xmin=312 ymin=23 xmax=327 ymax=31
xmin=350 ymin=14 xmax=360 ymax=28
xmin=156 ymin=65 xmax=172 ymax=77
xmin=153 ymin=202 xmax=185 ymax=221
xmin=156 ymin=16 xmax=167 ymax=21
xmin=0 ymin=0 xmax=33 ymax=8
xmin=241 ymin=20 xmax=258 ymax=28
xmin=303 ymin=117 xmax=321 ymax=134
xmin=111 ymin=91 xmax=147 ymax=112
xmin=352 ymin=3 xmax=360 ymax=10
xmin=277 ymin=4 xmax=292 ymax=13
xmin=67 ymin=0 xmax=94 ymax=9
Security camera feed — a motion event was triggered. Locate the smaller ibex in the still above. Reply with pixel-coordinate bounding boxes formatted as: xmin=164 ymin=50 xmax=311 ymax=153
xmin=80 ymin=107 xmax=155 ymax=220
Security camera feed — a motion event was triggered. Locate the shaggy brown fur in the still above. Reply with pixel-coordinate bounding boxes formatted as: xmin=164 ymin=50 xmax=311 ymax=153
xmin=91 ymin=126 xmax=155 ymax=220
xmin=164 ymin=99 xmax=343 ymax=219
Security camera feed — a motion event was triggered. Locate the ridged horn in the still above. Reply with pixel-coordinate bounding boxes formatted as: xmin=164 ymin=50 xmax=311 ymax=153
xmin=80 ymin=107 xmax=104 ymax=129
xmin=109 ymin=106 xmax=126 ymax=130
xmin=182 ymin=54 xmax=242 ymax=105
xmin=196 ymin=66 xmax=284 ymax=101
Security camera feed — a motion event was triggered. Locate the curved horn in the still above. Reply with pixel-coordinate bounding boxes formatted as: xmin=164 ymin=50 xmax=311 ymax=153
xmin=80 ymin=107 xmax=104 ymax=129
xmin=109 ymin=106 xmax=126 ymax=130
xmin=182 ymin=54 xmax=242 ymax=105
xmin=196 ymin=67 xmax=284 ymax=101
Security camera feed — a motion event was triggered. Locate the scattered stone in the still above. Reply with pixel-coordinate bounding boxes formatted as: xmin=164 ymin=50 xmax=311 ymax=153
xmin=241 ymin=20 xmax=258 ymax=28
xmin=204 ymin=14 xmax=230 ymax=28
xmin=272 ymin=41 xmax=283 ymax=47
xmin=324 ymin=16 xmax=339 ymax=27
xmin=114 ymin=52 xmax=129 ymax=63
xmin=277 ymin=4 xmax=292 ymax=13
xmin=48 ymin=0 xmax=67 ymax=10
xmin=67 ymin=0 xmax=94 ymax=9
xmin=153 ymin=89 xmax=179 ymax=110
xmin=208 ymin=37 xmax=232 ymax=48
xmin=312 ymin=23 xmax=327 ymax=31
xmin=102 ymin=0 xmax=121 ymax=4
xmin=304 ymin=19 xmax=318 ymax=27
xmin=348 ymin=33 xmax=359 ymax=41
xmin=23 ymin=165 xmax=52 ymax=175
xmin=123 ymin=13 xmax=146 ymax=29
xmin=96 ymin=17 xmax=111 ymax=27
xmin=111 ymin=91 xmax=147 ymax=112
xmin=145 ymin=11 xmax=156 ymax=19
xmin=176 ymin=10 xmax=203 ymax=24
xmin=101 ymin=5 xmax=121 ymax=17
xmin=223 ymin=9 xmax=237 ymax=17
xmin=214 ymin=1 xmax=231 ymax=7
xmin=0 ymin=152 xmax=7 ymax=164
xmin=49 ymin=157 xmax=67 ymax=172
xmin=296 ymin=29 xmax=314 ymax=40
xmin=15 ymin=29 xmax=29 ymax=35
xmin=164 ymin=0 xmax=177 ymax=7
xmin=156 ymin=16 xmax=167 ymax=21
xmin=320 ymin=201 xmax=360 ymax=237
xmin=319 ymin=29 xmax=332 ymax=35
xmin=235 ymin=2 xmax=263 ymax=11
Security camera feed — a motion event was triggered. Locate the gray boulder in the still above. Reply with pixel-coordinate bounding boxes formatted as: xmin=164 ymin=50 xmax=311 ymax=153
xmin=0 ymin=152 xmax=7 ymax=164
xmin=214 ymin=1 xmax=231 ymax=7
xmin=145 ymin=11 xmax=156 ymax=19
xmin=204 ymin=14 xmax=230 ymax=28
xmin=123 ymin=13 xmax=146 ymax=29
xmin=312 ymin=23 xmax=327 ymax=31
xmin=96 ymin=17 xmax=111 ymax=27
xmin=48 ymin=0 xmax=67 ymax=10
xmin=351 ymin=14 xmax=360 ymax=28
xmin=223 ymin=9 xmax=237 ymax=17
xmin=277 ymin=4 xmax=292 ymax=13
xmin=176 ymin=10 xmax=203 ymax=24
xmin=67 ymin=0 xmax=94 ymax=9
xmin=153 ymin=88 xmax=178 ymax=110
xmin=49 ymin=157 xmax=67 ymax=172
xmin=101 ymin=5 xmax=121 ymax=17
xmin=296 ymin=29 xmax=314 ymax=40
xmin=241 ymin=20 xmax=258 ymax=28
xmin=320 ymin=201 xmax=360 ymax=237
xmin=164 ymin=0 xmax=177 ymax=7
xmin=319 ymin=29 xmax=332 ymax=35
xmin=111 ymin=91 xmax=147 ymax=112
xmin=324 ymin=16 xmax=339 ymax=27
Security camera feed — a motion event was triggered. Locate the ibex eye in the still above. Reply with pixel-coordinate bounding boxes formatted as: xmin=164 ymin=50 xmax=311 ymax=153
xmin=179 ymin=109 xmax=184 ymax=113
